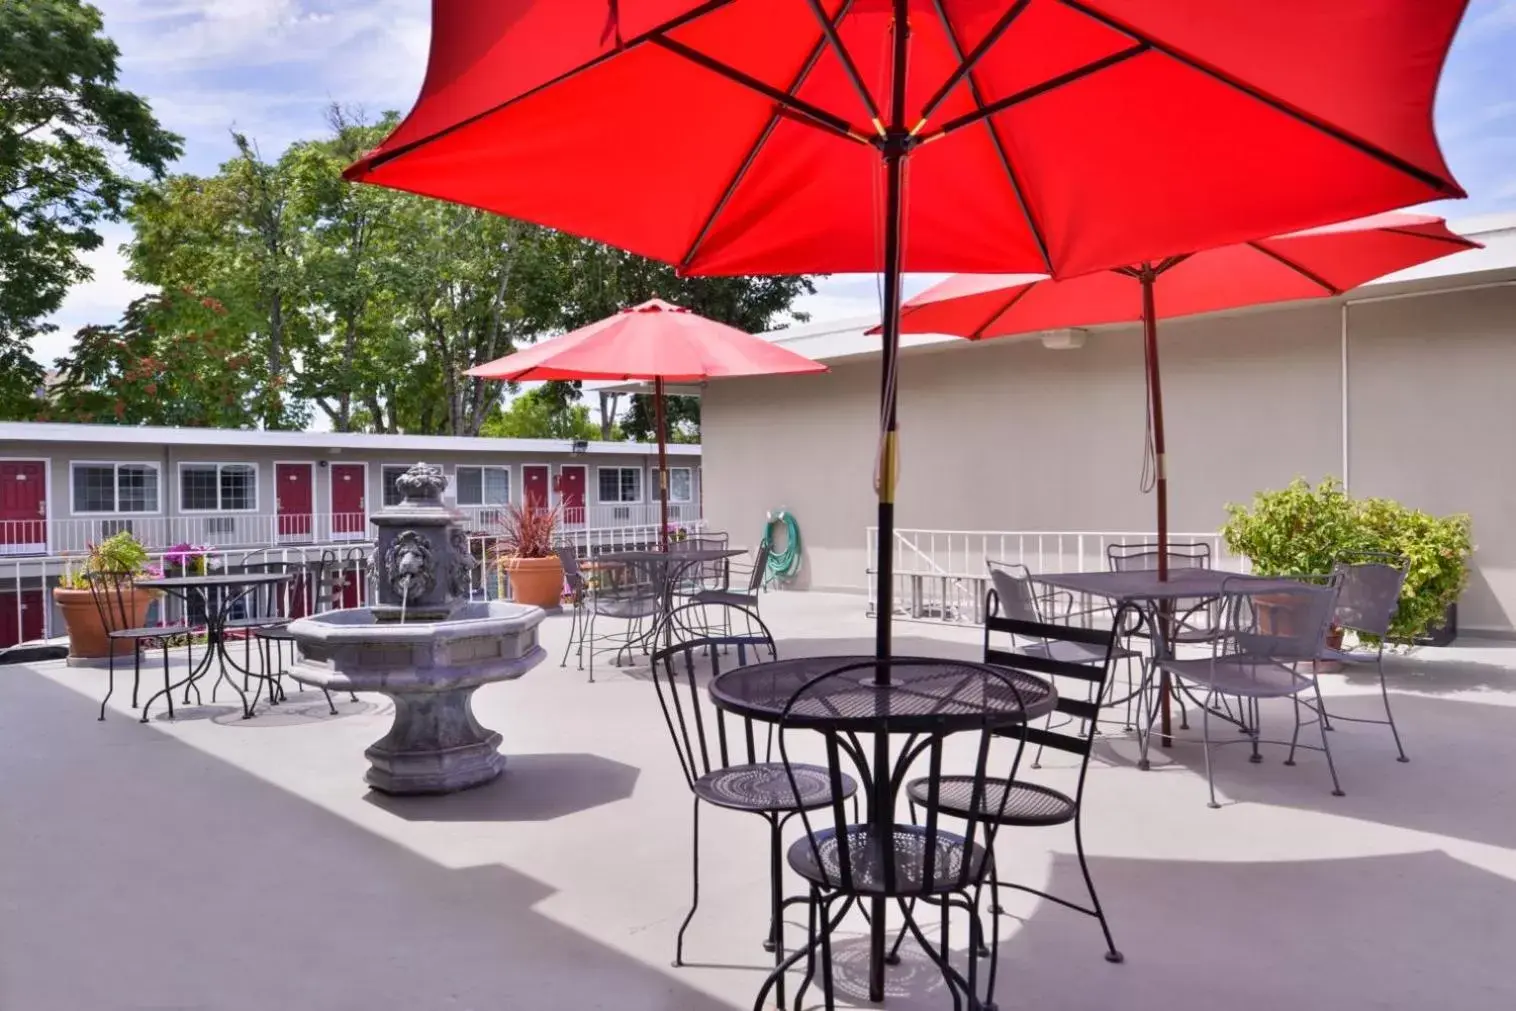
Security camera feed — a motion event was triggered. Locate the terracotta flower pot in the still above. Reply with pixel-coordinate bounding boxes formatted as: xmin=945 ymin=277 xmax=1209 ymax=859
xmin=1315 ymin=626 xmax=1346 ymax=674
xmin=501 ymin=555 xmax=564 ymax=610
xmin=52 ymin=586 xmax=156 ymax=661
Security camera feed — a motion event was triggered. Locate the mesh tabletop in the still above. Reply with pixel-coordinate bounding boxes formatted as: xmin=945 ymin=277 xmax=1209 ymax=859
xmin=1036 ymin=568 xmax=1305 ymax=602
xmin=709 ymin=656 xmax=1056 ymax=734
xmin=136 ymin=572 xmax=293 ymax=590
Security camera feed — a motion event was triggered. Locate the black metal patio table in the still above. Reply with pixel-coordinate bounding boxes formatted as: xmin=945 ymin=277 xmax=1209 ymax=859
xmin=596 ymin=546 xmax=746 ymax=620
xmin=135 ymin=571 xmax=293 ymax=722
xmin=1033 ymin=569 xmax=1305 ymax=750
xmin=710 ymin=655 xmax=1056 ymax=1005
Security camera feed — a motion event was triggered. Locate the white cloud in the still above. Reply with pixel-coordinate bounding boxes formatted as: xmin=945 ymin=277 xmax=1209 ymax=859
xmin=32 ymin=226 xmax=148 ymax=369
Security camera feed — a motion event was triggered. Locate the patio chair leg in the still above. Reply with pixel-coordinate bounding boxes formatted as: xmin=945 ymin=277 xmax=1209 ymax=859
xmin=1378 ymin=652 xmax=1410 ymax=762
xmin=587 ymin=611 xmax=597 ymax=684
xmin=560 ymin=606 xmax=578 ymax=668
xmin=1136 ymin=661 xmax=1157 ymax=771
xmin=985 ymin=860 xmax=1003 ymax=1011
xmin=818 ymin=893 xmax=837 ymax=1011
xmin=322 ymin=688 xmax=338 ymax=717
xmin=129 ymin=644 xmax=140 ymax=709
xmin=1285 ymin=694 xmax=1303 ymax=766
xmin=99 ymin=647 xmax=116 ymax=721
xmin=1075 ymin=812 xmax=1123 ymax=963
xmin=1312 ymin=680 xmax=1346 ymax=797
xmin=1248 ymin=697 xmax=1263 ymax=763
xmin=767 ymin=817 xmax=786 ymax=1010
xmin=673 ymin=797 xmax=699 ymax=967
xmin=161 ymin=644 xmax=174 ymax=720
xmin=1202 ymin=688 xmax=1220 ymax=809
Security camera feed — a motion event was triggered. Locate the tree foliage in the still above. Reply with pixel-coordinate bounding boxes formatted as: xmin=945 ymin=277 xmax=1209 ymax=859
xmin=0 ymin=0 xmax=181 ymax=417
xmin=481 ymin=387 xmax=602 ymax=441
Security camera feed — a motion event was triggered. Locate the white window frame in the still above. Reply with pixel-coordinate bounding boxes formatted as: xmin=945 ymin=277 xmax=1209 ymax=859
xmin=177 ymin=461 xmax=259 ymax=514
xmin=596 ymin=466 xmax=644 ymax=504
xmin=69 ymin=460 xmax=162 ymax=516
xmin=667 ymin=466 xmax=694 ymax=504
xmin=455 ymin=464 xmax=512 ymax=508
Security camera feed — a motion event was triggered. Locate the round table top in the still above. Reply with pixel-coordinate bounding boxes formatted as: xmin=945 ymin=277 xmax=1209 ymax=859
xmin=136 ymin=571 xmax=294 ymax=590
xmin=709 ymin=655 xmax=1057 ymax=733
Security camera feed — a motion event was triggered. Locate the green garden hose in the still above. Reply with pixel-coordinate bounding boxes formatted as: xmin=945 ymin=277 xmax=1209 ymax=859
xmin=762 ymin=510 xmax=802 ymax=586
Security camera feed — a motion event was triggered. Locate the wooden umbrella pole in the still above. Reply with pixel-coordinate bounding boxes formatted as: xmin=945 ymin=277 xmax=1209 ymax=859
xmin=1141 ymin=268 xmax=1173 ymax=747
xmin=655 ymin=376 xmax=670 ymax=550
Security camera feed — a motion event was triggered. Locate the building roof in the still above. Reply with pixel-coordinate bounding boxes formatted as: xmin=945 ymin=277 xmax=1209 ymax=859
xmin=0 ymin=421 xmax=701 ymax=456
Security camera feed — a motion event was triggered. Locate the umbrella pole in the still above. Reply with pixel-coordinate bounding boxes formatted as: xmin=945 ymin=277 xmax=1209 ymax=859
xmin=1141 ymin=268 xmax=1174 ymax=747
xmin=867 ymin=2 xmax=910 ymax=1003
xmin=655 ymin=377 xmax=670 ymax=551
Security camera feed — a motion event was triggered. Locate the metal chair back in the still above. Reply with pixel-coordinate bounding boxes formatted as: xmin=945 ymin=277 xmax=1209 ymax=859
xmin=590 ymin=556 xmax=663 ymax=619
xmin=778 ymin=657 xmax=1030 ymax=898
xmin=555 ymin=545 xmax=587 ymax=600
xmin=1107 ymin=541 xmax=1212 ymax=572
xmin=673 ymin=532 xmax=730 ymax=591
xmin=650 ymin=603 xmax=778 ymax=792
xmin=1331 ymin=552 xmax=1407 ymax=639
xmin=986 ymin=560 xmax=1043 ymax=624
xmin=1222 ymin=576 xmax=1340 ymax=664
xmin=85 ymin=569 xmax=144 ymax=636
xmin=745 ymin=540 xmax=772 ymax=595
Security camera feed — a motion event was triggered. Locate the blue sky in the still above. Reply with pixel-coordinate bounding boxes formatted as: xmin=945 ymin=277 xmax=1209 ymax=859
xmin=34 ymin=0 xmax=1516 ymax=369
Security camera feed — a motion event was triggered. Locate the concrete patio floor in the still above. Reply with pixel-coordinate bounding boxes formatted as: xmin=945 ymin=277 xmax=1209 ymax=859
xmin=3 ymin=590 xmax=1515 ymax=1011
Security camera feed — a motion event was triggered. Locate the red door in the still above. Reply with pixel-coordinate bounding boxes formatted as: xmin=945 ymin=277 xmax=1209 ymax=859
xmin=558 ymin=465 xmax=586 ymax=525
xmin=276 ymin=464 xmax=313 ymax=539
xmin=330 ymin=463 xmax=366 ymax=538
xmin=524 ymin=465 xmax=549 ymax=511
xmin=0 ymin=461 xmax=46 ymax=552
xmin=0 ymin=589 xmax=45 ymax=648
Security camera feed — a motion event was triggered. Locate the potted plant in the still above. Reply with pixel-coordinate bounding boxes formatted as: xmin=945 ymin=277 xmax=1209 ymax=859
xmin=492 ymin=503 xmax=564 ymax=609
xmin=53 ymin=532 xmax=162 ymax=662
xmin=163 ymin=542 xmax=211 ymax=577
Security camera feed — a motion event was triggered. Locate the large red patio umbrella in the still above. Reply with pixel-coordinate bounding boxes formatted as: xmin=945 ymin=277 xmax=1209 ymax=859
xmin=888 ymin=212 xmax=1480 ymax=571
xmin=348 ymin=4 xmax=1467 ymax=995
xmin=467 ymin=298 xmax=826 ymax=546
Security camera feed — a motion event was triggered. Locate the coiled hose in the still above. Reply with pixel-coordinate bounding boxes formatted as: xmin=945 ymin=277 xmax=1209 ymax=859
xmin=762 ymin=509 xmax=802 ymax=586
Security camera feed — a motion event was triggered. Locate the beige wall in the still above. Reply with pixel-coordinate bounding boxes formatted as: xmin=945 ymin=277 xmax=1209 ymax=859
xmin=703 ymin=285 xmax=1516 ymax=632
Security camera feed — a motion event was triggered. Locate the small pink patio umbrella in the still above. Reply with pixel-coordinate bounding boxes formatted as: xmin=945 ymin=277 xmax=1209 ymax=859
xmin=468 ymin=299 xmax=826 ymax=546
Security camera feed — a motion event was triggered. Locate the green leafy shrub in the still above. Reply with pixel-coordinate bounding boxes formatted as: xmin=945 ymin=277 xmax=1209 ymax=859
xmin=1222 ymin=478 xmax=1472 ymax=641
xmin=59 ymin=531 xmax=155 ymax=589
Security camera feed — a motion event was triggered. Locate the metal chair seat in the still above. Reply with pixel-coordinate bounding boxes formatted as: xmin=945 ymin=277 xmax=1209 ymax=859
xmin=907 ymin=775 xmax=1075 ymax=828
xmin=1160 ymin=657 xmax=1315 ymax=698
xmin=107 ymin=623 xmax=192 ymax=641
xmin=690 ymin=588 xmax=759 ymax=609
xmin=693 ymin=762 xmax=855 ymax=814
xmin=787 ymin=824 xmax=990 ymax=897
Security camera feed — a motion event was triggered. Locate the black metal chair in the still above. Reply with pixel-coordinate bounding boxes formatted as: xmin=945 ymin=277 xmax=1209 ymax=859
xmin=650 ymin=603 xmax=855 ymax=1010
xmin=1316 ymin=552 xmax=1411 ymax=761
xmin=692 ymin=540 xmax=770 ymax=612
xmin=555 ymin=544 xmax=589 ymax=669
xmin=88 ymin=569 xmax=192 ymax=722
xmin=583 ymin=555 xmax=663 ymax=682
xmin=671 ymin=531 xmax=731 ymax=596
xmin=1155 ymin=576 xmax=1345 ymax=807
xmin=907 ymin=602 xmax=1142 ymax=972
xmin=253 ymin=557 xmax=357 ymax=717
xmin=757 ymin=657 xmax=1030 ymax=1011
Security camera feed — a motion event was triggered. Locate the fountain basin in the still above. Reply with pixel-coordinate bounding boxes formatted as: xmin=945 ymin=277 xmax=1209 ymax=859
xmin=288 ymin=601 xmax=547 ymax=794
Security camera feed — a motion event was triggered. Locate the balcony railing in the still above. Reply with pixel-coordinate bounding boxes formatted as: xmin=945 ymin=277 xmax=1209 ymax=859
xmin=0 ymin=502 xmax=704 ymax=557
xmin=866 ymin=527 xmax=1246 ymax=624
xmin=0 ymin=519 xmax=706 ymax=649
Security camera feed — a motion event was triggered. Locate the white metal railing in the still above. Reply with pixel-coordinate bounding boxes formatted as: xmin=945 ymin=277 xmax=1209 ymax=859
xmin=0 ymin=503 xmax=704 ymax=557
xmin=865 ymin=527 xmax=1246 ymax=624
xmin=0 ymin=519 xmax=705 ymax=649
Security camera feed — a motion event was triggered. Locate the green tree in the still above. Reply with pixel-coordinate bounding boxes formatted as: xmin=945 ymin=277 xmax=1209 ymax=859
xmin=480 ymin=387 xmax=603 ymax=440
xmin=48 ymin=292 xmax=258 ymax=426
xmin=621 ymin=393 xmax=701 ymax=444
xmin=0 ymin=0 xmax=181 ymax=417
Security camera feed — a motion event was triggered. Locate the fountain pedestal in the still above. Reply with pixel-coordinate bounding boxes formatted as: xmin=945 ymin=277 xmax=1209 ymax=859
xmin=286 ymin=463 xmax=546 ymax=795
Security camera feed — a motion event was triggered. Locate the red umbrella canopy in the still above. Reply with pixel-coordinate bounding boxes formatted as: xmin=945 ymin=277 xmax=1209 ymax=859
xmin=891 ymin=213 xmax=1481 ymax=338
xmin=347 ymin=1 xmax=1467 ymax=280
xmin=466 ymin=298 xmax=827 ymax=383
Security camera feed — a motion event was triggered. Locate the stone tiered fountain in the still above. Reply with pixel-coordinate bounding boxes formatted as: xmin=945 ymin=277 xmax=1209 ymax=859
xmin=287 ymin=463 xmax=546 ymax=794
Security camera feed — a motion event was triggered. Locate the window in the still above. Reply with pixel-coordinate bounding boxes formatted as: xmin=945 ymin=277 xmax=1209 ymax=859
xmin=598 ymin=467 xmax=642 ymax=503
xmin=669 ymin=467 xmax=693 ymax=504
xmin=180 ymin=463 xmax=256 ymax=512
xmin=70 ymin=463 xmax=159 ymax=514
xmin=455 ymin=466 xmax=511 ymax=507
xmin=381 ymin=465 xmax=409 ymax=507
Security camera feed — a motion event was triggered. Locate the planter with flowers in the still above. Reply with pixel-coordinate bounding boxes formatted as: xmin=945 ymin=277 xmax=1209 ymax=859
xmin=53 ymin=532 xmax=163 ymax=663
xmin=492 ymin=503 xmax=564 ymax=610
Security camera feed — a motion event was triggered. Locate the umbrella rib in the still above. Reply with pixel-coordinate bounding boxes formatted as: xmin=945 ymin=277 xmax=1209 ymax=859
xmin=802 ymin=0 xmax=883 ymax=131
xmin=967 ymin=283 xmax=1034 ymax=340
xmin=649 ymin=36 xmax=872 ymax=146
xmin=1056 ymin=0 xmax=1463 ymax=196
xmin=679 ymin=1 xmax=853 ymax=270
xmin=918 ymin=0 xmax=1032 ymax=126
xmin=928 ymin=0 xmax=1053 ymax=274
xmin=1246 ymin=241 xmax=1341 ymax=295
xmin=1378 ymin=225 xmax=1476 ymax=248
xmin=354 ymin=0 xmax=739 ymax=175
xmin=922 ymin=43 xmax=1150 ymax=141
